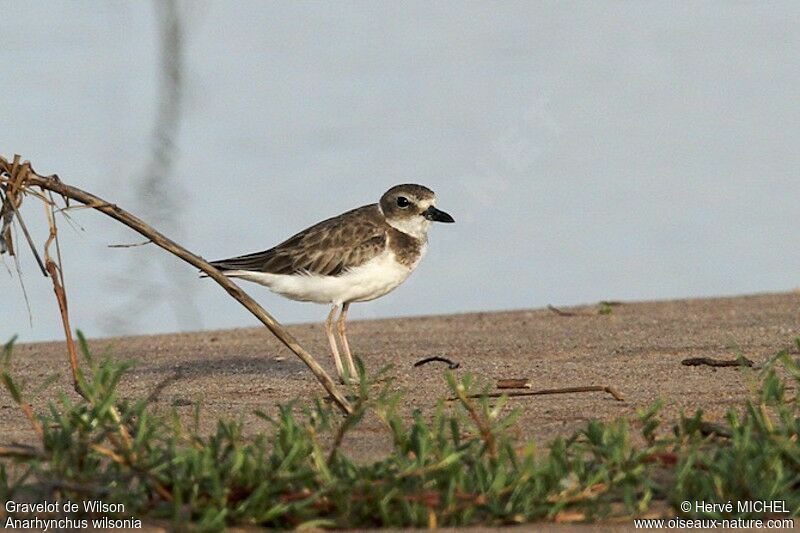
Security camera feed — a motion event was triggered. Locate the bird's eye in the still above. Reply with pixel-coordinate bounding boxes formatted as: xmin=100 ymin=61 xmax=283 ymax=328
xmin=396 ymin=196 xmax=410 ymax=208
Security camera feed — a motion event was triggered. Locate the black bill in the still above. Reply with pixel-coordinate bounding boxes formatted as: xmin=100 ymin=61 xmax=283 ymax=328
xmin=423 ymin=205 xmax=455 ymax=223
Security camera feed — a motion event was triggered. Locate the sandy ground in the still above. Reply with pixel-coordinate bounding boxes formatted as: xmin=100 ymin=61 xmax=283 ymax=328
xmin=2 ymin=292 xmax=799 ymax=460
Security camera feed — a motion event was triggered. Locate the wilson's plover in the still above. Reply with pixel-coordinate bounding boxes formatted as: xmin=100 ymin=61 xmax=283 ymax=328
xmin=210 ymin=184 xmax=454 ymax=383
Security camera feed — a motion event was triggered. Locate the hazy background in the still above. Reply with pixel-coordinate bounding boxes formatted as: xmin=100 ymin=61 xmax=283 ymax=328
xmin=2 ymin=1 xmax=799 ymax=343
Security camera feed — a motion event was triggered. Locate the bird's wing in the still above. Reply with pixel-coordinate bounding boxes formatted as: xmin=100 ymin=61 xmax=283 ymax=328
xmin=210 ymin=204 xmax=387 ymax=277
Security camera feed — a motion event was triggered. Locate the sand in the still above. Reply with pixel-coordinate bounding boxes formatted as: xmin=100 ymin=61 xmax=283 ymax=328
xmin=2 ymin=292 xmax=799 ymax=460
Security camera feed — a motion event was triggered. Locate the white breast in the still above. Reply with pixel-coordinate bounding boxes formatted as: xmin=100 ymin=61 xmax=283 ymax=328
xmin=224 ymin=247 xmax=427 ymax=305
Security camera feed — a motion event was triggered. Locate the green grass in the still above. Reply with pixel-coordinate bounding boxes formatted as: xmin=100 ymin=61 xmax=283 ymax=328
xmin=1 ymin=334 xmax=799 ymax=530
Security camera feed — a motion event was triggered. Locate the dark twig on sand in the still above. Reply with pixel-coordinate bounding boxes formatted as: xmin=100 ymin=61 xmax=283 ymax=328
xmin=547 ymin=304 xmax=578 ymax=317
xmin=413 ymin=356 xmax=460 ymax=369
xmin=450 ymin=385 xmax=625 ymax=402
xmin=145 ymin=369 xmax=185 ymax=405
xmin=497 ymin=379 xmax=532 ymax=389
xmin=548 ymin=301 xmax=623 ymax=317
xmin=681 ymin=357 xmax=754 ymax=368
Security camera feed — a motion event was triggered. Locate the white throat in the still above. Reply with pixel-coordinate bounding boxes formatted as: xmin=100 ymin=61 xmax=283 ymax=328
xmin=386 ymin=216 xmax=431 ymax=240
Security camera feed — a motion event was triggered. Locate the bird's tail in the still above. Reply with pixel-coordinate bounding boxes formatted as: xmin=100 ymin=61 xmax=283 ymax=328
xmin=199 ymin=260 xmax=239 ymax=278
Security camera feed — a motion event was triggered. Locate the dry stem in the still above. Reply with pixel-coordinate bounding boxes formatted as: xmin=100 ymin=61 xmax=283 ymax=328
xmin=43 ymin=260 xmax=81 ymax=391
xmin=450 ymin=385 xmax=625 ymax=402
xmin=453 ymin=384 xmax=497 ymax=458
xmin=0 ymin=155 xmax=352 ymax=414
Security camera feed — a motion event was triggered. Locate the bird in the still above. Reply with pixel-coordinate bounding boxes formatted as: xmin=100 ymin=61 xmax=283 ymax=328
xmin=209 ymin=184 xmax=454 ymax=383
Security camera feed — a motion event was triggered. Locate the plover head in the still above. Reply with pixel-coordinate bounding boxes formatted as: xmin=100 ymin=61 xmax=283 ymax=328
xmin=379 ymin=184 xmax=454 ymax=239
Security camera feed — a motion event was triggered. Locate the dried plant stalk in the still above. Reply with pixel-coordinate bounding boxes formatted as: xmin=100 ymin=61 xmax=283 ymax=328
xmin=0 ymin=155 xmax=352 ymax=414
xmin=44 ymin=261 xmax=81 ymax=390
xmin=451 ymin=385 xmax=625 ymax=402
xmin=497 ymin=378 xmax=532 ymax=389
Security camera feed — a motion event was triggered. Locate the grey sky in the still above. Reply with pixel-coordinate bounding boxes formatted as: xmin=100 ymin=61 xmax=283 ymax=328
xmin=2 ymin=1 xmax=799 ymax=342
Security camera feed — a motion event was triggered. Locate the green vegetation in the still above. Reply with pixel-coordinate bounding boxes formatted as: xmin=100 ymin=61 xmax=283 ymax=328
xmin=1 ymin=335 xmax=799 ymax=530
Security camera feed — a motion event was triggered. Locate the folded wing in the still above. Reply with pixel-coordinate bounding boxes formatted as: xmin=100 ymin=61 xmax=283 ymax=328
xmin=210 ymin=205 xmax=387 ymax=277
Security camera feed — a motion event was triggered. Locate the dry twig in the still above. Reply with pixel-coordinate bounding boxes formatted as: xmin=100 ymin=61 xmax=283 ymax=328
xmin=681 ymin=357 xmax=754 ymax=368
xmin=43 ymin=261 xmax=81 ymax=393
xmin=450 ymin=385 xmax=625 ymax=402
xmin=547 ymin=304 xmax=579 ymax=317
xmin=452 ymin=384 xmax=497 ymax=458
xmin=0 ymin=444 xmax=45 ymax=459
xmin=0 ymin=154 xmax=352 ymax=414
xmin=41 ymin=192 xmax=135 ymax=450
xmin=0 ymin=156 xmax=47 ymax=274
xmin=413 ymin=356 xmax=460 ymax=369
xmin=108 ymin=240 xmax=152 ymax=248
xmin=91 ymin=443 xmax=173 ymax=501
xmin=497 ymin=378 xmax=531 ymax=389
xmin=548 ymin=301 xmax=622 ymax=317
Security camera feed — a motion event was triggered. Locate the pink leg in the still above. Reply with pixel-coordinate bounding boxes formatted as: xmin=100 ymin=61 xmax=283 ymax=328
xmin=325 ymin=304 xmax=345 ymax=383
xmin=337 ymin=302 xmax=358 ymax=381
